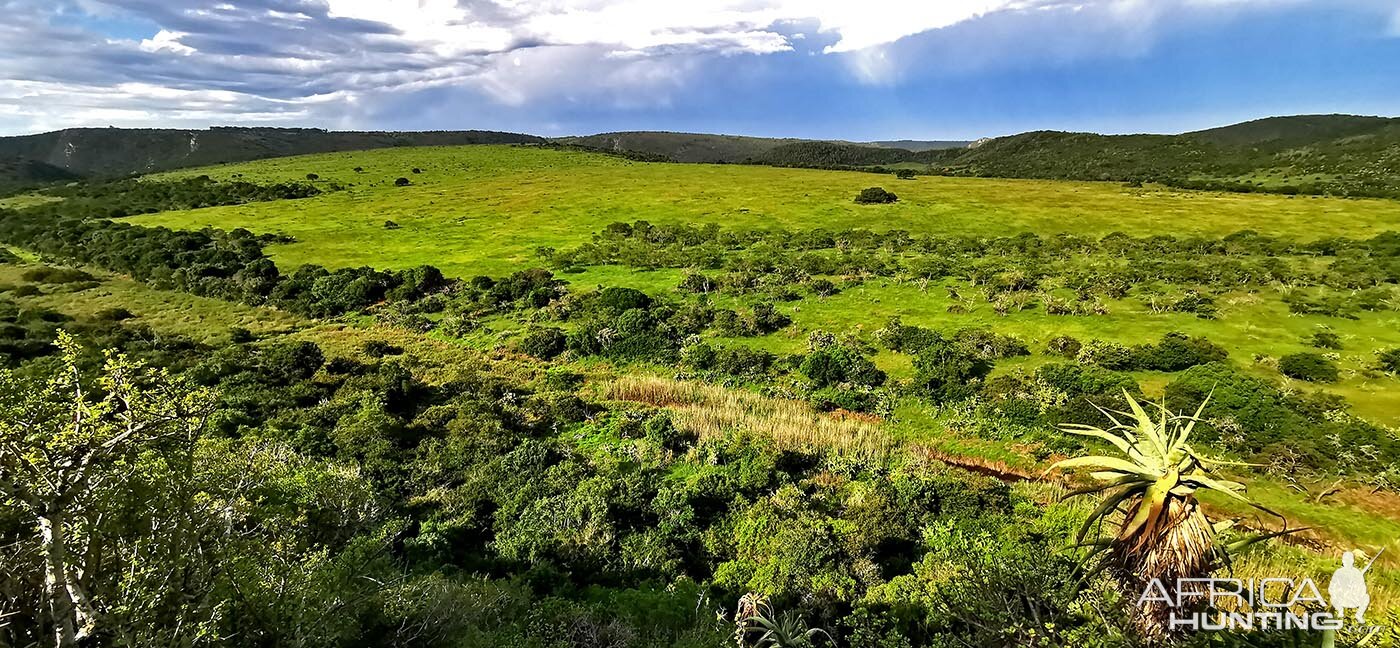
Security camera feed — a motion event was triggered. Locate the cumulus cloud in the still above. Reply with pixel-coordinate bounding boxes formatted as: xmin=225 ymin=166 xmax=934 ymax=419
xmin=0 ymin=0 xmax=1389 ymax=134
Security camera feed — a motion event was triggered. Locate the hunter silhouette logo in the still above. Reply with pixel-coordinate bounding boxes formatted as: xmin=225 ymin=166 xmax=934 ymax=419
xmin=1139 ymin=548 xmax=1384 ymax=632
xmin=1328 ymin=549 xmax=1378 ymax=624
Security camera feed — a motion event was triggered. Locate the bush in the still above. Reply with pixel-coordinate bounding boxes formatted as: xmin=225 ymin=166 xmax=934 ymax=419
xmin=894 ymin=169 xmax=917 ymax=180
xmin=384 ymin=220 xmax=401 ymax=230
xmin=306 ymin=173 xmax=319 ymax=181
xmin=1309 ymin=331 xmax=1343 ymax=350
xmin=22 ymin=267 xmax=95 ymax=284
xmin=1132 ymin=332 xmax=1227 ymax=372
xmin=1378 ymin=348 xmax=1400 ymax=374
xmin=854 ymin=187 xmax=898 ymax=204
xmin=229 ymin=327 xmax=255 ymax=343
xmin=1045 ymin=336 xmax=1082 ymax=358
xmin=10 ymin=284 xmax=39 ymax=297
xmin=799 ymin=345 xmax=886 ymax=388
xmin=92 ymin=307 xmax=134 ymax=322
xmin=362 ymin=340 xmax=404 ymax=358
xmin=912 ymin=338 xmax=992 ymax=402
xmin=1279 ymin=352 xmax=1340 ymax=382
xmin=520 ymin=327 xmax=568 ymax=359
xmin=713 ymin=346 xmax=775 ymax=377
xmin=597 ymin=286 xmax=651 ymax=314
xmin=394 ymin=177 xmax=411 ymax=187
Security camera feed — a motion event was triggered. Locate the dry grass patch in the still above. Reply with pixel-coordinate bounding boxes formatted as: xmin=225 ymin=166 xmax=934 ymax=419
xmin=604 ymin=375 xmax=892 ymax=459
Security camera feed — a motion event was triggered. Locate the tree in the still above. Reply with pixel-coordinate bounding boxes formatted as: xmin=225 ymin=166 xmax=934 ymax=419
xmin=893 ymin=169 xmax=916 ymax=180
xmin=854 ymin=187 xmax=898 ymax=204
xmin=0 ymin=333 xmax=215 ymax=647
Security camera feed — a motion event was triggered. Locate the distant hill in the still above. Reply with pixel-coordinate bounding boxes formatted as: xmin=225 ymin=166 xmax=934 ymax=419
xmin=0 ymin=127 xmax=546 ymax=178
xmin=0 ymin=157 xmax=81 ymax=194
xmin=554 ymin=132 xmax=807 ymax=164
xmin=556 ymin=131 xmax=971 ymax=164
xmin=870 ymin=140 xmax=973 ymax=152
xmin=934 ymin=114 xmax=1400 ymax=197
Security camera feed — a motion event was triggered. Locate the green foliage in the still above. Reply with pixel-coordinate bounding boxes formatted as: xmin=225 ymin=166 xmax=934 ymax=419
xmin=911 ymin=337 xmax=991 ymax=403
xmin=854 ymin=187 xmax=898 ymax=204
xmin=519 ymin=326 xmax=567 ymax=359
xmin=1278 ymin=351 xmax=1340 ymax=382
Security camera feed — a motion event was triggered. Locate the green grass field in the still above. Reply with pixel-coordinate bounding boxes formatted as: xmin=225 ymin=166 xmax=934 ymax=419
xmin=136 ymin=144 xmax=1400 ymax=280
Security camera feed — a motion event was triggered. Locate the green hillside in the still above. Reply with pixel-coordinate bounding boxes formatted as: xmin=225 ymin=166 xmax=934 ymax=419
xmin=0 ymin=156 xmax=80 ymax=193
xmin=0 ymin=126 xmax=545 ymax=177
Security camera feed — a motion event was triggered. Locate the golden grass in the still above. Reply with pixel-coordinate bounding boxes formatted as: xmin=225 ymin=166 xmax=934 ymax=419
xmin=604 ymin=375 xmax=892 ymax=459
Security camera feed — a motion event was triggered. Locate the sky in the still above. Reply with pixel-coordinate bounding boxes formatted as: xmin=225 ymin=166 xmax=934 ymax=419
xmin=1 ymin=0 xmax=1398 ymax=140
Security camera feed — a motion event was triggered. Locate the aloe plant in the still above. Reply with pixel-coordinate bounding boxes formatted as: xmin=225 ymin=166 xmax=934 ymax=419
xmin=1050 ymin=390 xmax=1287 ymax=638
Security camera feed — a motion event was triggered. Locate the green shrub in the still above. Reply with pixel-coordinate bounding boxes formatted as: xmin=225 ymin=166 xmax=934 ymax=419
xmin=22 ymin=267 xmax=95 ymax=284
xmin=520 ymin=327 xmax=568 ymax=359
xmin=912 ymin=338 xmax=992 ymax=402
xmin=799 ymin=345 xmax=886 ymax=388
xmin=1309 ymin=330 xmax=1344 ymax=350
xmin=1045 ymin=335 xmax=1082 ymax=358
xmin=1279 ymin=352 xmax=1339 ymax=382
xmin=1378 ymin=348 xmax=1400 ymax=374
xmin=854 ymin=187 xmax=898 ymax=204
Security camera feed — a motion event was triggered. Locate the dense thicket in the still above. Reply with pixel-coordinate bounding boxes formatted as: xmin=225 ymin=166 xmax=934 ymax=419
xmin=0 ymin=320 xmax=1139 ymax=648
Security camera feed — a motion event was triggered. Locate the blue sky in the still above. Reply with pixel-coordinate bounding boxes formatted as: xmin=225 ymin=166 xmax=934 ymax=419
xmin=1 ymin=1 xmax=1398 ymax=139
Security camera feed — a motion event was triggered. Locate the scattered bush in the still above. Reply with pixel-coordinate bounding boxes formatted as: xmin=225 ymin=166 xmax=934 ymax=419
xmin=1279 ymin=352 xmax=1340 ymax=382
xmin=395 ymin=177 xmax=411 ymax=187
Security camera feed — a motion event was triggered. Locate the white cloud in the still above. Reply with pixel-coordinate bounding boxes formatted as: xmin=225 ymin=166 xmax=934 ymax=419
xmin=0 ymin=0 xmax=1388 ymax=134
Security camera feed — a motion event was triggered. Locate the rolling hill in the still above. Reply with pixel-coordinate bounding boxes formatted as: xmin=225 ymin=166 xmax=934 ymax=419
xmin=0 ymin=156 xmax=81 ymax=193
xmin=0 ymin=126 xmax=545 ymax=178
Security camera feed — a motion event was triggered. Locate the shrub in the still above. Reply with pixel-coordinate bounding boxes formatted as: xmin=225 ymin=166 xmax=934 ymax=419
xmin=22 ymin=267 xmax=95 ymax=284
xmin=913 ymin=338 xmax=992 ymax=402
xmin=953 ymin=327 xmax=1029 ymax=360
xmin=1045 ymin=336 xmax=1082 ymax=358
xmin=1378 ymin=348 xmax=1400 ymax=374
xmin=894 ymin=169 xmax=917 ymax=180
xmin=799 ymin=345 xmax=886 ymax=388
xmin=1133 ymin=332 xmax=1227 ymax=372
xmin=395 ymin=177 xmax=411 ymax=187
xmin=384 ymin=220 xmax=401 ymax=230
xmin=713 ymin=346 xmax=775 ymax=377
xmin=229 ymin=327 xmax=255 ymax=343
xmin=854 ymin=187 xmax=898 ymax=204
xmin=92 ymin=307 xmax=134 ymax=322
xmin=10 ymin=284 xmax=39 ymax=297
xmin=1309 ymin=331 xmax=1343 ymax=350
xmin=597 ymin=286 xmax=651 ymax=314
xmin=1279 ymin=352 xmax=1339 ymax=382
xmin=1075 ymin=340 xmax=1136 ymax=370
xmin=520 ymin=327 xmax=568 ymax=359
xmin=362 ymin=340 xmax=404 ymax=358
xmin=411 ymin=168 xmax=423 ymax=174
xmin=306 ymin=173 xmax=319 ymax=181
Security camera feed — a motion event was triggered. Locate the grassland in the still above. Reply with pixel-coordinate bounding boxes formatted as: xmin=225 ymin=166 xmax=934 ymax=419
xmin=135 ymin=144 xmax=1400 ymax=280
xmin=0 ymin=263 xmax=305 ymax=344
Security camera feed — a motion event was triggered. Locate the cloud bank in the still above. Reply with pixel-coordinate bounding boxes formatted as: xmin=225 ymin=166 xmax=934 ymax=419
xmin=0 ymin=0 xmax=1393 ymax=135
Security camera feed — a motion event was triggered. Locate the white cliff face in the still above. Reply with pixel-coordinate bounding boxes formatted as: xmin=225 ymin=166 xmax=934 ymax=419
xmin=188 ymin=132 xmax=199 ymax=155
xmin=64 ymin=141 xmax=77 ymax=167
